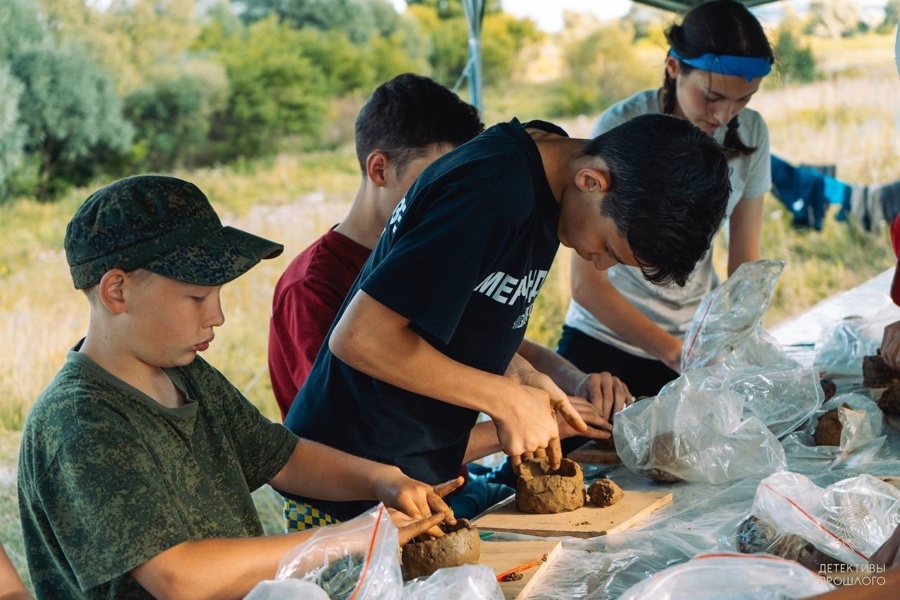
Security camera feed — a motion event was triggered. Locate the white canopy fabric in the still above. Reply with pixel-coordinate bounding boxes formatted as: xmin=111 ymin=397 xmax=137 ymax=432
xmin=458 ymin=0 xmax=783 ymax=113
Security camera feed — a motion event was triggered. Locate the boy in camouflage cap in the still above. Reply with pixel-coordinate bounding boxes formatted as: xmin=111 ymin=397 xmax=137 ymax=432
xmin=17 ymin=175 xmax=459 ymax=600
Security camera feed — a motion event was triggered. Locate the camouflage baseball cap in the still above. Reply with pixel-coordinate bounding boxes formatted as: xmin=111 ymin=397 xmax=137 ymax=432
xmin=65 ymin=175 xmax=284 ymax=289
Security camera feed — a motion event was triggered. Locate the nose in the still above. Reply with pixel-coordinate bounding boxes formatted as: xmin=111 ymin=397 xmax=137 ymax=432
xmin=714 ymin=102 xmax=738 ymax=126
xmin=207 ymin=291 xmax=225 ymax=328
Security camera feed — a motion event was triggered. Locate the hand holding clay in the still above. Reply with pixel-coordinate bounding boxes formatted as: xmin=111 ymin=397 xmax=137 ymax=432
xmin=495 ymin=384 xmax=562 ymax=466
xmin=390 ymin=511 xmax=452 ymax=546
xmin=882 ymin=321 xmax=900 ymax=370
xmin=573 ymin=371 xmax=632 ymax=421
xmin=374 ymin=473 xmax=462 ymax=539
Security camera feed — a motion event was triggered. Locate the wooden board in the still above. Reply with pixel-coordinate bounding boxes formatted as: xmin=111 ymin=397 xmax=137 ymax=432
xmin=567 ymin=440 xmax=622 ymax=465
xmin=480 ymin=540 xmax=562 ymax=600
xmin=473 ymin=468 xmax=673 ymax=539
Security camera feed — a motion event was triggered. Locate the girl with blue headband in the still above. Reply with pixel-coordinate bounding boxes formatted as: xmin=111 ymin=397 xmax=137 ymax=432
xmin=557 ymin=0 xmax=775 ymax=407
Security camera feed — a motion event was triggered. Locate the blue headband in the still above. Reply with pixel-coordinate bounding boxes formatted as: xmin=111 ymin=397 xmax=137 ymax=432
xmin=669 ymin=48 xmax=772 ymax=81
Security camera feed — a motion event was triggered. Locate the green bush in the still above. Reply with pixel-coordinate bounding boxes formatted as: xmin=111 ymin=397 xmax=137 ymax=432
xmin=774 ymin=27 xmax=818 ymax=84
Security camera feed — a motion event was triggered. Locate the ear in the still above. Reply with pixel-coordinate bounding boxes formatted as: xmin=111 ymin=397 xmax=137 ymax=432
xmin=97 ymin=269 xmax=129 ymax=314
xmin=665 ymin=55 xmax=680 ymax=79
xmin=364 ymin=151 xmax=390 ymax=188
xmin=575 ymin=167 xmax=610 ymax=195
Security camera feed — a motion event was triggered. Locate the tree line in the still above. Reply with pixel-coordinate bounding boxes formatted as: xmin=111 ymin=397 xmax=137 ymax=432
xmin=2 ymin=0 xmax=891 ymax=204
xmin=0 ymin=0 xmax=539 ymax=202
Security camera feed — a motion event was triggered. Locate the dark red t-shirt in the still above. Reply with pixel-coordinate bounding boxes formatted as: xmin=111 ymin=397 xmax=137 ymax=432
xmin=891 ymin=214 xmax=900 ymax=306
xmin=268 ymin=227 xmax=370 ymax=420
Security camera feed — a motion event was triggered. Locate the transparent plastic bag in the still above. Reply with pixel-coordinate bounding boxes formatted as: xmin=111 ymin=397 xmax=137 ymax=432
xmin=245 ymin=579 xmax=331 ymax=600
xmin=613 ymin=374 xmax=786 ymax=484
xmin=747 ymin=472 xmax=900 ymax=566
xmin=681 ymin=260 xmax=796 ymax=372
xmin=276 ymin=503 xmax=403 ymax=599
xmin=273 ymin=506 xmax=503 ymax=600
xmin=617 ymin=552 xmax=834 ymax=600
xmin=781 ymin=393 xmax=886 ymax=470
xmin=646 ymin=363 xmax=821 ymax=440
xmin=721 ymin=365 xmax=824 ymax=439
xmin=401 ymin=565 xmax=503 ymax=600
xmin=814 ymin=317 xmax=883 ymax=378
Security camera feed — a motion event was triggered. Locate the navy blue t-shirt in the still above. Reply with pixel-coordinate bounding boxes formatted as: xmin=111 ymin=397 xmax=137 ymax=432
xmin=284 ymin=119 xmax=562 ymax=520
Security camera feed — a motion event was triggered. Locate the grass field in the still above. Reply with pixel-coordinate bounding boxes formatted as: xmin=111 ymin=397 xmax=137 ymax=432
xmin=0 ymin=31 xmax=897 ymax=591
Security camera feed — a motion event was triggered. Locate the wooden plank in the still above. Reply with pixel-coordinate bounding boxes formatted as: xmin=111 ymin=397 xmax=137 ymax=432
xmin=474 ymin=468 xmax=673 ymax=539
xmin=480 ymin=540 xmax=562 ymax=600
xmin=567 ymin=440 xmax=622 ymax=465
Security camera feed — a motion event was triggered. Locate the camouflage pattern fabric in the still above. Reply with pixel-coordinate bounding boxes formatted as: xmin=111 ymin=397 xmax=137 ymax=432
xmin=64 ymin=175 xmax=283 ymax=290
xmin=17 ymin=346 xmax=298 ymax=599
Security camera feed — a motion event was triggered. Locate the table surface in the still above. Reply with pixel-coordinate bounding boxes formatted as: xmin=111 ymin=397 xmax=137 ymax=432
xmin=495 ymin=269 xmax=900 ymax=600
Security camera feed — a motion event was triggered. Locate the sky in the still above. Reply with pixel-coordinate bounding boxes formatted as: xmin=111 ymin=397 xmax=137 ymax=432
xmin=390 ymin=1 xmax=890 ymax=33
xmin=390 ymin=1 xmax=632 ymax=32
xmin=499 ymin=0 xmax=633 ymax=31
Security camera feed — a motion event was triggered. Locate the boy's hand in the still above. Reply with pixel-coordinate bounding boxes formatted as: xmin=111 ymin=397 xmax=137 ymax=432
xmin=573 ymin=372 xmax=633 ymax=422
xmin=882 ymin=321 xmax=900 ymax=370
xmin=559 ymin=396 xmax=613 ymax=439
xmin=390 ymin=510 xmax=450 ymax=545
xmin=495 ymin=385 xmax=587 ymax=472
xmin=374 ymin=474 xmax=461 ymax=538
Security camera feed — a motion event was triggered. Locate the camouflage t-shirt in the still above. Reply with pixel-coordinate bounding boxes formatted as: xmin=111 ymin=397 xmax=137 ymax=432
xmin=17 ymin=346 xmax=299 ymax=599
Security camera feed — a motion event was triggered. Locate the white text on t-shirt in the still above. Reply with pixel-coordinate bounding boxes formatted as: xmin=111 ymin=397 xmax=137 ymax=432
xmin=474 ymin=269 xmax=547 ymax=305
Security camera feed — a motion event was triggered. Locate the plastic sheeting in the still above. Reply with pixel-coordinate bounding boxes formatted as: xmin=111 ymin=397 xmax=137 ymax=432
xmin=504 ymin=269 xmax=900 ymax=599
xmin=513 ymin=425 xmax=900 ymax=600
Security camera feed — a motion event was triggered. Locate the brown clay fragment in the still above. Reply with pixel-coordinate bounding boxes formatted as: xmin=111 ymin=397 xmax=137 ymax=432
xmin=814 ymin=403 xmax=851 ymax=446
xmin=515 ymin=457 xmax=584 ymax=514
xmin=735 ymin=515 xmax=845 ymax=572
xmin=586 ymin=478 xmax=624 ymax=507
xmin=400 ymin=519 xmax=480 ymax=581
xmin=862 ymin=353 xmax=900 ymax=388
xmin=878 ymin=381 xmax=900 ymax=414
xmin=637 ymin=432 xmax=685 ymax=483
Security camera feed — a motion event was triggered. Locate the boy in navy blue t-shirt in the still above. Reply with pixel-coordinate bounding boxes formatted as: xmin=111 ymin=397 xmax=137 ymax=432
xmin=284 ymin=114 xmax=732 ymax=522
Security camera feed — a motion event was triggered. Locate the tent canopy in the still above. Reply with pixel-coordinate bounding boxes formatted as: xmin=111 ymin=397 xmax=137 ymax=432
xmin=460 ymin=0 xmax=784 ymax=112
xmin=632 ymin=0 xmax=779 ymax=11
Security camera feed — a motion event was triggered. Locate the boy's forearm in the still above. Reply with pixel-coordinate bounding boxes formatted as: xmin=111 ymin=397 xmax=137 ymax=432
xmin=330 ymin=290 xmax=516 ymax=418
xmin=131 ymin=531 xmax=353 ymax=599
xmin=572 ymin=267 xmax=682 ymax=371
xmin=463 ymin=420 xmax=502 ymax=463
xmin=271 ymin=439 xmax=401 ymax=501
xmin=0 ymin=548 xmax=29 ymax=600
xmin=517 ymin=339 xmax=584 ymax=395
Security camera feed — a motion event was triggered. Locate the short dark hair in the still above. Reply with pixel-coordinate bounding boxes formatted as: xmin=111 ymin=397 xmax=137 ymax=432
xmin=354 ymin=73 xmax=484 ymax=176
xmin=662 ymin=0 xmax=774 ymax=159
xmin=586 ymin=113 xmax=731 ymax=287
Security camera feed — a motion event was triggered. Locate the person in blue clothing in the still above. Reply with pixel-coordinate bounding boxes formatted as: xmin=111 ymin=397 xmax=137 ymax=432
xmin=281 ymin=112 xmax=733 ymax=524
xmin=770 ymin=154 xmax=900 ymax=232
